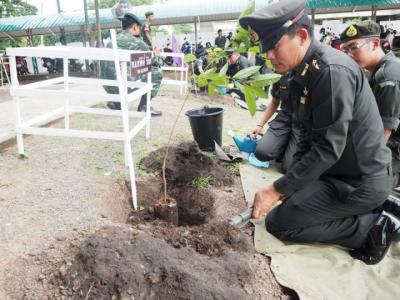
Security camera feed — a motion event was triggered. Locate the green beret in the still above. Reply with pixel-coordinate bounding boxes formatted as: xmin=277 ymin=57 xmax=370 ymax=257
xmin=120 ymin=13 xmax=142 ymax=27
xmin=340 ymin=20 xmax=381 ymax=43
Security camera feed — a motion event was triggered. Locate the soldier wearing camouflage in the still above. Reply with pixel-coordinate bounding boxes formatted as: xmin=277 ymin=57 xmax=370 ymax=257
xmin=101 ymin=13 xmax=163 ymax=116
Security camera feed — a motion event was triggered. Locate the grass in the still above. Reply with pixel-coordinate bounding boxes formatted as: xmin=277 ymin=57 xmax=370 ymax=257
xmin=229 ymin=162 xmax=241 ymax=173
xmin=86 ymin=156 xmax=105 ymax=171
xmin=133 ymin=148 xmax=150 ymax=178
xmin=18 ymin=153 xmax=29 ymax=160
xmin=190 ymin=176 xmax=210 ymax=188
xmin=113 ymin=151 xmax=125 ymax=164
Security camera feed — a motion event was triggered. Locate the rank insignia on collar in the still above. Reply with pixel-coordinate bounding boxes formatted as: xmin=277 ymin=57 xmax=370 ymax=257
xmin=312 ymin=59 xmax=319 ymax=70
xmin=248 ymin=26 xmax=260 ymax=43
xmin=346 ymin=25 xmax=358 ymax=37
xmin=301 ymin=63 xmax=309 ymax=76
xmin=303 ymin=87 xmax=308 ymax=96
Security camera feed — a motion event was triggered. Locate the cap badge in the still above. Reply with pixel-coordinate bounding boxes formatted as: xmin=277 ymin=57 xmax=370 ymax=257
xmin=346 ymin=25 xmax=358 ymax=38
xmin=248 ymin=26 xmax=260 ymax=43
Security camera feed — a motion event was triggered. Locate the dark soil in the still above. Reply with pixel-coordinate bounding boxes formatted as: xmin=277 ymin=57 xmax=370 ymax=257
xmin=154 ymin=196 xmax=179 ymax=225
xmin=139 ymin=142 xmax=234 ymax=187
xmin=48 ymin=226 xmax=256 ymax=300
xmin=3 ymin=142 xmax=295 ymax=300
xmin=127 ymin=179 xmax=215 ymax=226
xmin=170 ymin=186 xmax=215 ymax=226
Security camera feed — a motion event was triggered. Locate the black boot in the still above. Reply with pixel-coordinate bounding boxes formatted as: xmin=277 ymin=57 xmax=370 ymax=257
xmin=137 ymin=95 xmax=162 ymax=117
xmin=382 ymin=195 xmax=400 ymax=219
xmin=349 ymin=212 xmax=400 ymax=265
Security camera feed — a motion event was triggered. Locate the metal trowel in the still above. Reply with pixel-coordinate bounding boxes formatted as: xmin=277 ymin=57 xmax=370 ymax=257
xmin=214 ymin=140 xmax=244 ymax=162
xmin=229 ymin=207 xmax=253 ymax=228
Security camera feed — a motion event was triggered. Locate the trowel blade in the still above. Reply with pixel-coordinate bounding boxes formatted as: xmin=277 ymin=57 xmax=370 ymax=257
xmin=214 ymin=140 xmax=232 ymax=162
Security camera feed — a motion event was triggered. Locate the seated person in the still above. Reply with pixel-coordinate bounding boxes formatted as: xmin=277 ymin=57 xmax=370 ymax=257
xmin=250 ymin=74 xmax=303 ymax=174
xmin=192 ymin=50 xmax=211 ymax=92
xmin=193 ymin=51 xmax=210 ymax=75
xmin=226 ymin=49 xmax=255 ymax=101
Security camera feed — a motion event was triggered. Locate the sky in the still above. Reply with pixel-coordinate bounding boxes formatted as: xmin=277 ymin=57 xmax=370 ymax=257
xmin=26 ymin=0 xmax=164 ymax=16
xmin=26 ymin=0 xmax=92 ymax=16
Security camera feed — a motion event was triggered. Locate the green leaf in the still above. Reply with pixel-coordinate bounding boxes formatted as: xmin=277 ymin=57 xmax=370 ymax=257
xmin=208 ymin=74 xmax=227 ymax=86
xmin=208 ymin=84 xmax=216 ymax=98
xmin=234 ymin=81 xmax=245 ymax=92
xmin=247 ymin=85 xmax=267 ymax=98
xmin=184 ymin=54 xmax=197 ymax=63
xmin=197 ymin=74 xmax=208 ymax=87
xmin=205 ymin=67 xmax=216 ymax=75
xmin=265 ymin=59 xmax=273 ymax=69
xmin=243 ymin=85 xmax=257 ymax=117
xmin=248 ymin=46 xmax=260 ymax=53
xmin=219 ymin=63 xmax=228 ymax=76
xmin=232 ymin=66 xmax=261 ymax=80
xmin=251 ymin=73 xmax=281 ymax=82
xmin=249 ymin=73 xmax=281 ymax=88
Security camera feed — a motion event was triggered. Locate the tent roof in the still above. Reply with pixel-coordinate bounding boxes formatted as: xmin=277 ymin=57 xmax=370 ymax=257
xmin=1 ymin=0 xmax=399 ymax=39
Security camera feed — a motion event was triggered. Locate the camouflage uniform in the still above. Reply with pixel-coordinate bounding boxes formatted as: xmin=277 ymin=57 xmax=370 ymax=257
xmin=101 ymin=30 xmax=163 ymax=99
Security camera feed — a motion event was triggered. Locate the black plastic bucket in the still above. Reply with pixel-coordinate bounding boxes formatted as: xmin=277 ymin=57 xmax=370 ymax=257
xmin=185 ymin=106 xmax=224 ymax=151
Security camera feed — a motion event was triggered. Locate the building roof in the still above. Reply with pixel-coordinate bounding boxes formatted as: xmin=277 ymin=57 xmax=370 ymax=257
xmin=1 ymin=0 xmax=399 ymax=39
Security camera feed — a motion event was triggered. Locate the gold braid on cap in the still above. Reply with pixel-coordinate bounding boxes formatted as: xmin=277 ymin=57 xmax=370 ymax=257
xmin=248 ymin=26 xmax=260 ymax=43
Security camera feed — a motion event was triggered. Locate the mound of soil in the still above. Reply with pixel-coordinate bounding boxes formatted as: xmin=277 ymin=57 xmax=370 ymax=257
xmin=52 ymin=226 xmax=255 ymax=300
xmin=147 ymin=220 xmax=254 ymax=256
xmin=139 ymin=142 xmax=234 ymax=187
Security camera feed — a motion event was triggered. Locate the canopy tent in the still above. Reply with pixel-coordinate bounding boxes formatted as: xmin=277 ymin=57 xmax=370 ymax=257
xmin=0 ymin=0 xmax=399 ymax=40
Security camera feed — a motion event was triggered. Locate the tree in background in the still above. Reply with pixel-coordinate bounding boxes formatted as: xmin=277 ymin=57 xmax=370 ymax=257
xmin=88 ymin=0 xmax=154 ymax=9
xmin=0 ymin=0 xmax=38 ymax=18
xmin=0 ymin=0 xmax=38 ymax=50
xmin=173 ymin=24 xmax=194 ymax=35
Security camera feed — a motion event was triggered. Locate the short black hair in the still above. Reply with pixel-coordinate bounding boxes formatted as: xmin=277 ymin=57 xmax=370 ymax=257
xmin=286 ymin=15 xmax=314 ymax=39
xmin=217 ymin=29 xmax=222 ymax=33
xmin=145 ymin=11 xmax=154 ymax=18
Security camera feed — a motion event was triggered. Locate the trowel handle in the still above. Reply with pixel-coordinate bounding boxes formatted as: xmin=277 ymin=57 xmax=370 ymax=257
xmin=229 ymin=207 xmax=254 ymax=227
xmin=239 ymin=207 xmax=253 ymax=220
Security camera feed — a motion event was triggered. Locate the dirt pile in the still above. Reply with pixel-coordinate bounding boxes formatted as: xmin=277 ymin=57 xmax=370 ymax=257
xmin=51 ymin=226 xmax=255 ymax=300
xmin=139 ymin=142 xmax=234 ymax=187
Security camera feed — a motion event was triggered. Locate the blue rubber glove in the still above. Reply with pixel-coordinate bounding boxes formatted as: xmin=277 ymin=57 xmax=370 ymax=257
xmin=249 ymin=153 xmax=270 ymax=168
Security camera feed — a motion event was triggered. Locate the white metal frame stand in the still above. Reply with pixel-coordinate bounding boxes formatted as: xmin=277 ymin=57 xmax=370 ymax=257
xmin=160 ymin=52 xmax=188 ymax=95
xmin=6 ymin=30 xmax=152 ymax=210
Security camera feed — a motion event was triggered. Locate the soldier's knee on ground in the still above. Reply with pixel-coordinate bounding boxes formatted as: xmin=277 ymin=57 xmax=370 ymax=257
xmin=265 ymin=213 xmax=298 ymax=242
xmin=265 ymin=209 xmax=283 ymax=235
xmin=254 ymin=145 xmax=275 ymax=161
